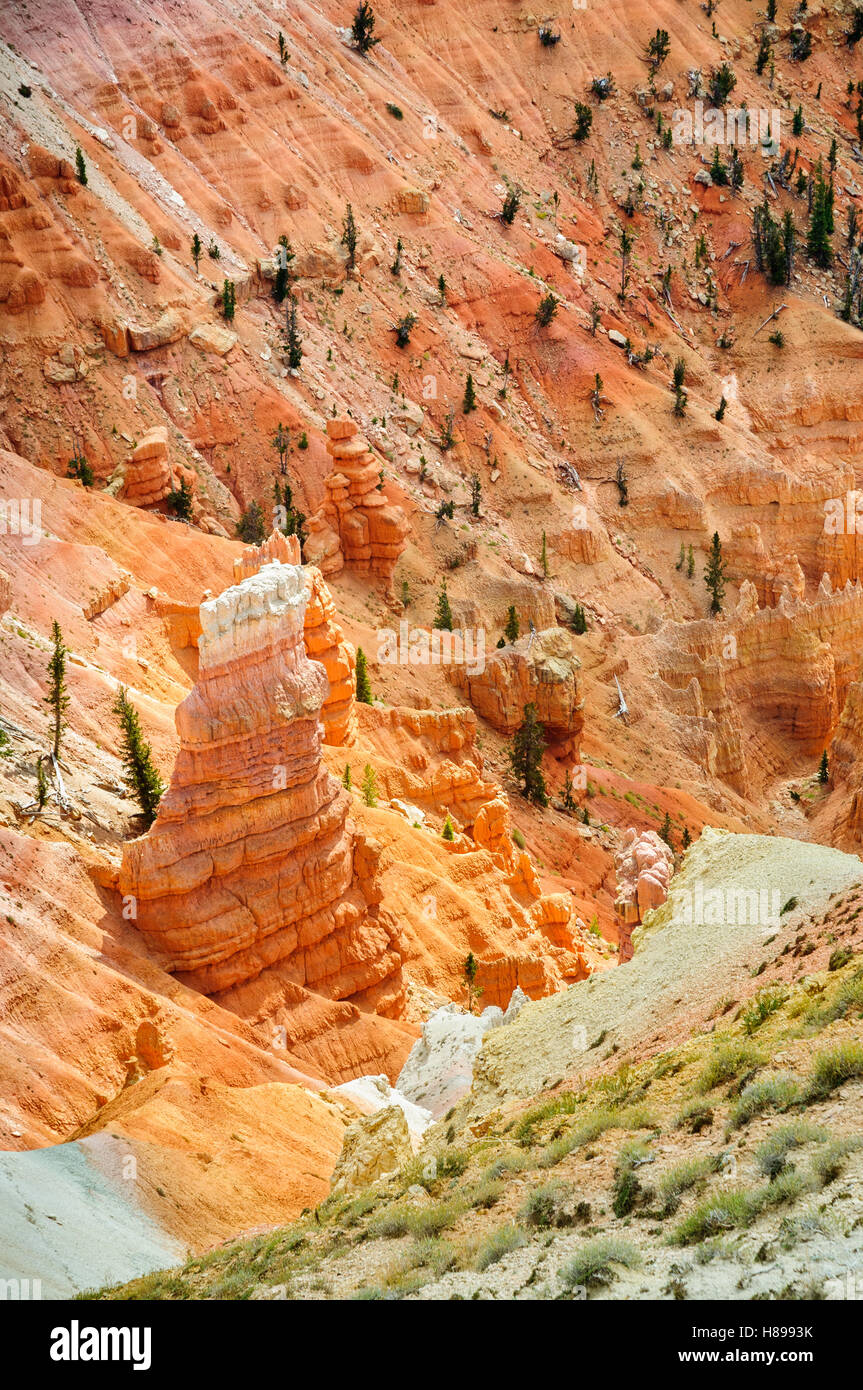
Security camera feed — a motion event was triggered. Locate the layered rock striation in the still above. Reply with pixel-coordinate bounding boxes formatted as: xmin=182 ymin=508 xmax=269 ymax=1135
xmin=119 ymin=563 xmax=396 ymax=998
xmin=304 ymin=418 xmax=409 ymax=584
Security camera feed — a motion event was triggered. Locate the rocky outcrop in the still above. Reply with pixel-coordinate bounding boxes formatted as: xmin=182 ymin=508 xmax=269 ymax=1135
xmin=452 ymin=628 xmax=583 ymax=744
xmin=119 ymin=564 xmax=402 ymax=1001
xmin=614 ymin=828 xmax=674 ymax=962
xmin=356 ymin=704 xmax=496 ymax=825
xmin=304 ymin=419 xmax=409 ymax=585
xmin=655 ymin=576 xmax=863 ymax=793
xmin=230 ymin=532 xmax=355 ymax=745
xmin=117 ymin=427 xmax=175 ymax=507
xmin=127 ymin=309 xmax=186 ymax=352
xmin=329 ymin=1105 xmax=414 ymax=1195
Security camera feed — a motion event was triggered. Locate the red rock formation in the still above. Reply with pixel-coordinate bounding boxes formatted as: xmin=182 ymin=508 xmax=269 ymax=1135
xmin=452 ymin=628 xmax=583 ymax=746
xmin=614 ymin=828 xmax=674 ymax=962
xmin=119 ymin=563 xmax=402 ymax=1002
xmin=118 ymin=427 xmax=174 ymax=507
xmin=304 ymin=419 xmax=409 ymax=585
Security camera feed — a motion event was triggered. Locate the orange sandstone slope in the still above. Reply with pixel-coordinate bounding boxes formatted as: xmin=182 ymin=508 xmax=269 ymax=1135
xmin=1 ymin=0 xmax=863 ymax=1257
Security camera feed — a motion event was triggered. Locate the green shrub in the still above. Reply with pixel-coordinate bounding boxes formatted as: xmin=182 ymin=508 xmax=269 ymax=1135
xmin=410 ymin=1236 xmax=457 ymax=1277
xmin=754 ymin=1121 xmax=827 ymax=1179
xmin=464 ymin=1177 xmax=504 ymax=1210
xmin=611 ymin=1140 xmax=653 ymax=1217
xmin=810 ymin=1136 xmax=863 ymax=1187
xmin=559 ymin=1237 xmax=640 ymax=1290
xmin=672 ymin=1188 xmax=761 ymax=1244
xmin=828 ymin=946 xmax=854 ymax=972
xmin=741 ymin=988 xmax=786 ymax=1035
xmin=697 ymin=1040 xmax=764 ymax=1092
xmin=519 ymin=1180 xmax=572 ymax=1229
xmin=675 ymin=1099 xmax=714 ymax=1133
xmin=801 ymin=972 xmax=863 ymax=1031
xmin=658 ymin=1154 xmax=722 ymax=1215
xmin=806 ymin=1042 xmax=863 ymax=1099
xmin=369 ymin=1198 xmax=464 ymax=1241
xmin=727 ymin=1074 xmax=801 ymax=1130
xmin=472 ymin=1223 xmax=527 ymax=1270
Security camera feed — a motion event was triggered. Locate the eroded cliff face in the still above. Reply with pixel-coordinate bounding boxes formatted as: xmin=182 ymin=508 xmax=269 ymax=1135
xmin=119 ymin=563 xmax=398 ymax=1001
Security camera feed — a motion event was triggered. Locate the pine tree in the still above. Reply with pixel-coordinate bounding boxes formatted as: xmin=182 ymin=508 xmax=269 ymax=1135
xmin=709 ymin=145 xmax=728 ymax=186
xmin=572 ymin=603 xmax=587 ymax=634
xmin=113 ymin=686 xmax=165 ymax=825
xmin=191 ymin=232 xmax=202 ymax=271
xmin=462 ymin=373 xmax=477 ymax=413
xmin=44 ymin=620 xmax=70 ymax=759
xmin=285 ymin=290 xmax=303 ymax=370
xmin=540 ymin=530 xmax=549 ymax=578
xmin=682 ymin=824 xmax=691 ymax=850
xmin=715 ymin=395 xmax=727 ymax=422
xmin=361 ymin=763 xmax=378 ymax=807
xmin=351 ymin=2 xmax=381 ymax=53
xmin=509 ymin=703 xmax=548 ymax=806
xmin=470 ymin=473 xmax=482 ymax=517
xmin=75 ymin=146 xmax=87 ymax=185
xmin=166 ymin=476 xmax=194 ymax=520
xmin=659 ymin=810 xmax=675 ymax=849
xmin=687 ymin=544 xmax=695 ymax=579
xmin=434 ymin=578 xmax=454 ymax=631
xmin=221 ymin=279 xmax=236 ymax=321
xmin=273 ymin=234 xmax=294 ymax=301
xmin=819 ymin=749 xmax=829 ymax=784
xmin=562 ymin=768 xmax=577 ymax=812
xmin=619 ymin=224 xmax=636 ymax=301
xmin=442 ymin=813 xmax=455 ymax=841
xmin=438 ymin=273 xmax=447 ymax=304
xmin=704 ymin=531 xmax=726 ymax=614
xmin=342 ymin=764 xmax=352 ymax=790
xmin=36 ymin=756 xmax=49 ymax=810
xmin=807 ymin=163 xmax=833 ymax=267
xmin=355 ymin=647 xmax=373 ymax=704
xmin=272 ymin=421 xmax=290 ymax=475
xmin=504 ymin=605 xmax=520 ymax=643
xmin=342 ymin=203 xmax=358 ymax=270
xmin=463 ymin=951 xmax=482 ymax=1014
xmin=502 ymin=187 xmax=520 ymax=224
xmin=237 ymin=501 xmax=266 ymax=544
xmin=536 ymin=291 xmax=558 ymax=326
xmin=278 ymin=30 xmax=287 ymax=63
xmin=401 ymin=579 xmax=410 ymax=609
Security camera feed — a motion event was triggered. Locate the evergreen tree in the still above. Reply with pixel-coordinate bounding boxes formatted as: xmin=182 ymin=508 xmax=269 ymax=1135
xmin=709 ymin=145 xmax=728 ymax=186
xmin=501 ymin=187 xmax=520 ymax=224
xmin=434 ymin=578 xmax=454 ymax=631
xmin=807 ymin=163 xmax=834 ymax=267
xmin=272 ymin=421 xmax=290 ymax=476
xmin=572 ymin=603 xmax=587 ymax=634
xmin=819 ymin=749 xmax=829 ymax=784
xmin=75 ymin=146 xmax=87 ymax=185
xmin=355 ymin=647 xmax=373 ymax=704
xmin=113 ymin=686 xmax=165 ymax=825
xmin=463 ymin=951 xmax=482 ymax=1014
xmin=351 ymin=2 xmax=381 ymax=53
xmin=504 ymin=604 xmax=520 ymax=643
xmin=618 ymin=224 xmax=635 ymax=301
xmin=562 ymin=768 xmax=577 ymax=812
xmin=342 ymin=763 xmax=352 ymax=790
xmin=509 ymin=702 xmax=548 ymax=806
xmin=273 ymin=234 xmax=294 ymax=301
xmin=659 ymin=810 xmax=675 ymax=849
xmin=237 ymin=500 xmax=266 ymax=544
xmin=536 ymin=291 xmax=558 ymax=326
xmin=462 ymin=373 xmax=477 ymax=413
xmin=442 ymin=812 xmax=455 ymax=841
xmin=221 ymin=278 xmax=236 ymax=321
xmin=676 ymin=542 xmax=686 ymax=571
xmin=341 ymin=203 xmax=358 ymax=270
xmin=715 ymin=395 xmax=727 ymax=422
xmin=687 ymin=544 xmax=695 ymax=579
xmin=166 ymin=477 xmax=194 ymax=520
xmin=44 ymin=620 xmax=70 ymax=759
xmin=36 ymin=756 xmax=49 ymax=810
xmin=278 ymin=30 xmax=287 ymax=63
xmin=285 ymin=290 xmax=303 ymax=370
xmin=470 ymin=472 xmax=482 ymax=517
xmin=729 ymin=147 xmax=744 ymax=193
xmin=682 ymin=824 xmax=691 ymax=850
xmin=191 ymin=232 xmax=202 ymax=271
xmin=540 ymin=530 xmax=549 ymax=578
xmin=704 ymin=531 xmax=726 ymax=614
xmin=361 ymin=762 xmax=378 ymax=807
xmin=438 ymin=273 xmax=447 ymax=304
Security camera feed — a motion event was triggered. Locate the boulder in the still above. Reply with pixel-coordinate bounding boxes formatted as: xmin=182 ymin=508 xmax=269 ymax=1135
xmin=330 ymin=1105 xmax=414 ymax=1194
